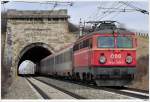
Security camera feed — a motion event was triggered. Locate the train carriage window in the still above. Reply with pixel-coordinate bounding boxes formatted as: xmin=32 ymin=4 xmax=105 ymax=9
xmin=57 ymin=56 xmax=59 ymax=64
xmin=89 ymin=39 xmax=92 ymax=48
xmin=60 ymin=54 xmax=62 ymax=63
xmin=59 ymin=55 xmax=60 ymax=64
xmin=79 ymin=42 xmax=83 ymax=49
xmin=55 ymin=56 xmax=57 ymax=64
xmin=57 ymin=55 xmax=59 ymax=64
xmin=62 ymin=53 xmax=64 ymax=63
xmin=56 ymin=55 xmax=58 ymax=64
xmin=66 ymin=51 xmax=68 ymax=61
xmin=58 ymin=55 xmax=60 ymax=64
xmin=50 ymin=59 xmax=51 ymax=68
xmin=82 ymin=38 xmax=92 ymax=48
xmin=86 ymin=39 xmax=89 ymax=47
xmin=54 ymin=56 xmax=57 ymax=64
xmin=73 ymin=44 xmax=79 ymax=51
xmin=58 ymin=55 xmax=61 ymax=64
xmin=69 ymin=50 xmax=72 ymax=61
xmin=49 ymin=58 xmax=51 ymax=66
xmin=66 ymin=51 xmax=68 ymax=62
xmin=83 ymin=40 xmax=87 ymax=48
xmin=67 ymin=51 xmax=71 ymax=61
xmin=83 ymin=40 xmax=86 ymax=48
xmin=65 ymin=51 xmax=68 ymax=62
xmin=62 ymin=54 xmax=63 ymax=63
xmin=59 ymin=55 xmax=61 ymax=63
xmin=59 ymin=54 xmax=61 ymax=63
xmin=52 ymin=58 xmax=54 ymax=68
xmin=48 ymin=59 xmax=50 ymax=66
xmin=64 ymin=52 xmax=66 ymax=62
xmin=50 ymin=58 xmax=52 ymax=65
xmin=65 ymin=50 xmax=71 ymax=62
xmin=66 ymin=51 xmax=69 ymax=61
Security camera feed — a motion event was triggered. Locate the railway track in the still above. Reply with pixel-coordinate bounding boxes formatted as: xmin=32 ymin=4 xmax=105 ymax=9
xmin=35 ymin=76 xmax=149 ymax=99
xmin=25 ymin=77 xmax=86 ymax=99
xmin=72 ymin=82 xmax=149 ymax=99
xmin=26 ymin=78 xmax=50 ymax=99
xmin=74 ymin=81 xmax=149 ymax=99
xmin=98 ymin=86 xmax=149 ymax=99
xmin=123 ymin=87 xmax=149 ymax=94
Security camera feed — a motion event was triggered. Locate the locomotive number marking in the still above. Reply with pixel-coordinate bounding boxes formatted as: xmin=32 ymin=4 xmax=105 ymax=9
xmin=110 ymin=54 xmax=121 ymax=59
xmin=109 ymin=61 xmax=123 ymax=64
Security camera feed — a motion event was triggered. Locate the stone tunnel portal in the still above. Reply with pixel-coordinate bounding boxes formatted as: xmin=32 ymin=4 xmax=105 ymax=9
xmin=17 ymin=43 xmax=52 ymax=75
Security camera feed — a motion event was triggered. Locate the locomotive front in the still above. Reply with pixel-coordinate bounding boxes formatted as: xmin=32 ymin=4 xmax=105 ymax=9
xmin=73 ymin=21 xmax=137 ymax=86
xmin=91 ymin=31 xmax=137 ymax=86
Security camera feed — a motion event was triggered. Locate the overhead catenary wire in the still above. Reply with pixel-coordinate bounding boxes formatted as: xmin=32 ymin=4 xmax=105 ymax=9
xmin=85 ymin=1 xmax=104 ymax=21
xmin=97 ymin=1 xmax=149 ymax=15
xmin=84 ymin=1 xmax=130 ymax=29
xmin=1 ymin=1 xmax=73 ymax=9
xmin=2 ymin=0 xmax=73 ymax=19
xmin=97 ymin=1 xmax=126 ymax=21
xmin=90 ymin=1 xmax=149 ymax=23
xmin=11 ymin=1 xmax=73 ymax=6
xmin=119 ymin=1 xmax=149 ymax=15
xmin=107 ymin=2 xmax=132 ymax=20
xmin=84 ymin=2 xmax=122 ymax=28
xmin=97 ymin=2 xmax=121 ymax=20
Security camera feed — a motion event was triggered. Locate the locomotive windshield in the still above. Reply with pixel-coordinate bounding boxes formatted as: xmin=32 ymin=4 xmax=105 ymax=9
xmin=117 ymin=36 xmax=132 ymax=48
xmin=97 ymin=37 xmax=115 ymax=48
xmin=97 ymin=36 xmax=133 ymax=48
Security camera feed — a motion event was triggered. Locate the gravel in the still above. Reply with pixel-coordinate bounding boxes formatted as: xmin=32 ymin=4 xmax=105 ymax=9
xmin=36 ymin=77 xmax=135 ymax=99
xmin=3 ymin=77 xmax=40 ymax=99
xmin=29 ymin=77 xmax=76 ymax=99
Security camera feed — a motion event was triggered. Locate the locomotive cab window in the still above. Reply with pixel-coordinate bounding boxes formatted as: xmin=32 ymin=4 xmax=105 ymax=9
xmin=97 ymin=36 xmax=114 ymax=48
xmin=117 ymin=36 xmax=132 ymax=48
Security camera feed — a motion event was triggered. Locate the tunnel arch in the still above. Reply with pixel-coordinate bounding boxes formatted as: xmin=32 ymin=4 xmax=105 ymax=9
xmin=17 ymin=42 xmax=54 ymax=74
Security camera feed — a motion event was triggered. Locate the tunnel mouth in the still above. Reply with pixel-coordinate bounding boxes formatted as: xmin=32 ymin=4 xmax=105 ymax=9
xmin=18 ymin=44 xmax=52 ymax=75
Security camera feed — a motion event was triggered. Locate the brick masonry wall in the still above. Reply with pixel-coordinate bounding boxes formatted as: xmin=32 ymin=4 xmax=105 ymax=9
xmin=4 ymin=10 xmax=77 ymax=77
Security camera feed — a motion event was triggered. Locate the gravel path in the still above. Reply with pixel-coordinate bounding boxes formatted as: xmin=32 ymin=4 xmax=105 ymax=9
xmin=36 ymin=77 xmax=135 ymax=99
xmin=3 ymin=77 xmax=40 ymax=99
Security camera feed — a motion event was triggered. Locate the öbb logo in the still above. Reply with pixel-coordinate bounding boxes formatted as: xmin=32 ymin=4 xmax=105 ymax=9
xmin=110 ymin=54 xmax=121 ymax=59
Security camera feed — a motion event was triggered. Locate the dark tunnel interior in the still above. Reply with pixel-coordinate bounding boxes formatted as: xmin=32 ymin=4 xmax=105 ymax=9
xmin=18 ymin=46 xmax=51 ymax=70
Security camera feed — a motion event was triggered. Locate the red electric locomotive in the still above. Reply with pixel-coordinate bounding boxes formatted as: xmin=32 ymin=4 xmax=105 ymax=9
xmin=39 ymin=21 xmax=137 ymax=86
xmin=73 ymin=21 xmax=137 ymax=86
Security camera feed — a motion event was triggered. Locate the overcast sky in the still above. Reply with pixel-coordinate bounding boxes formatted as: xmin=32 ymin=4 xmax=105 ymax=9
xmin=1 ymin=0 xmax=149 ymax=33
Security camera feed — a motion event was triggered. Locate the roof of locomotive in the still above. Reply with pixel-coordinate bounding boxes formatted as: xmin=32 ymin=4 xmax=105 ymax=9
xmin=76 ymin=28 xmax=135 ymax=43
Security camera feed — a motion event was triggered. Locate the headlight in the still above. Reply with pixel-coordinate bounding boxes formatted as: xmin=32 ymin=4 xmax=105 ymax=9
xmin=126 ymin=56 xmax=132 ymax=64
xmin=99 ymin=56 xmax=106 ymax=64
